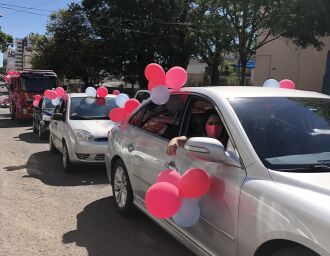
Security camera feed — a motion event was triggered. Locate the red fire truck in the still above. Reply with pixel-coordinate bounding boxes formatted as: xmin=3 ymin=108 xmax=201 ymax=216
xmin=8 ymin=70 xmax=60 ymax=121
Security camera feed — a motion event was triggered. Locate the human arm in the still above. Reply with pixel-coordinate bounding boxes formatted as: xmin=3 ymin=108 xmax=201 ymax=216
xmin=166 ymin=136 xmax=188 ymax=156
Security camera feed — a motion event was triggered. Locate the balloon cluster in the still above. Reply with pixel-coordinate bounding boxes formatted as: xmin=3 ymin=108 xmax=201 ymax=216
xmin=263 ymin=79 xmax=296 ymax=89
xmin=109 ymin=98 xmax=140 ymax=122
xmin=145 ymin=168 xmax=211 ymax=227
xmin=44 ymin=87 xmax=66 ymax=106
xmin=4 ymin=70 xmax=20 ymax=82
xmin=85 ymin=86 xmax=109 ymax=98
xmin=145 ymin=63 xmax=188 ymax=105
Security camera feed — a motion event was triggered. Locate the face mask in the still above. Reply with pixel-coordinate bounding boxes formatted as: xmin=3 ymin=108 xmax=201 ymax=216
xmin=205 ymin=124 xmax=222 ymax=138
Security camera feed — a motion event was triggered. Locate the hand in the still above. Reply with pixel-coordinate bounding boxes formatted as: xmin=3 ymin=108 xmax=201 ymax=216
xmin=167 ymin=138 xmax=179 ymax=156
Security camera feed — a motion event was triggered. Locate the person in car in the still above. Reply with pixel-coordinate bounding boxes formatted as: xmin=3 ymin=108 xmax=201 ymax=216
xmin=166 ymin=110 xmax=228 ymax=156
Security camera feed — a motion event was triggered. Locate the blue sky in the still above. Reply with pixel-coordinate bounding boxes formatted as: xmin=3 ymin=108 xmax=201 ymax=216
xmin=0 ymin=0 xmax=80 ymax=65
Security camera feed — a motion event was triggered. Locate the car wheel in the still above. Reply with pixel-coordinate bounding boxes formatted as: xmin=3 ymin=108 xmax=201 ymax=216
xmin=38 ymin=123 xmax=47 ymax=140
xmin=10 ymin=106 xmax=15 ymax=120
xmin=271 ymin=246 xmax=318 ymax=256
xmin=62 ymin=143 xmax=73 ymax=173
xmin=111 ymin=160 xmax=135 ymax=217
xmin=33 ymin=120 xmax=38 ymax=134
xmin=49 ymin=135 xmax=57 ymax=153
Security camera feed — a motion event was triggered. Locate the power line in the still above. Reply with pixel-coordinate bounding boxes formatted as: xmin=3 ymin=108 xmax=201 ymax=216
xmin=0 ymin=5 xmax=49 ymax=17
xmin=0 ymin=2 xmax=53 ymax=13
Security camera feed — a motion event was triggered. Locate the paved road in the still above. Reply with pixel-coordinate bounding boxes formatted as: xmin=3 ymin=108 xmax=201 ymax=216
xmin=0 ymin=109 xmax=195 ymax=256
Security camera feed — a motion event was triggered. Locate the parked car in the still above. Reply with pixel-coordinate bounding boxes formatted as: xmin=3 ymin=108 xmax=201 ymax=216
xmin=105 ymin=86 xmax=330 ymax=256
xmin=134 ymin=90 xmax=150 ymax=103
xmin=49 ymin=93 xmax=117 ymax=172
xmin=33 ymin=97 xmax=56 ymax=139
xmin=0 ymin=95 xmax=9 ymax=108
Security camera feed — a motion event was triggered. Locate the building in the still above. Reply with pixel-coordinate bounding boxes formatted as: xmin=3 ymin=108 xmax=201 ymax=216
xmin=3 ymin=34 xmax=36 ymax=72
xmin=3 ymin=47 xmax=16 ymax=73
xmin=254 ymin=36 xmax=330 ymax=93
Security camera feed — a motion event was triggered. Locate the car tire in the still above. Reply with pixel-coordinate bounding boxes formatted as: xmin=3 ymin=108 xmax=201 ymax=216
xmin=111 ymin=159 xmax=136 ymax=217
xmin=271 ymin=246 xmax=318 ymax=256
xmin=10 ymin=106 xmax=15 ymax=120
xmin=38 ymin=123 xmax=47 ymax=140
xmin=49 ymin=135 xmax=57 ymax=153
xmin=33 ymin=120 xmax=38 ymax=134
xmin=62 ymin=143 xmax=73 ymax=173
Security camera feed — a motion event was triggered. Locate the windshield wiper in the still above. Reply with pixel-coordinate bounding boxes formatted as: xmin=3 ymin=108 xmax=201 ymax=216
xmin=89 ymin=116 xmax=108 ymax=120
xmin=70 ymin=116 xmax=91 ymax=120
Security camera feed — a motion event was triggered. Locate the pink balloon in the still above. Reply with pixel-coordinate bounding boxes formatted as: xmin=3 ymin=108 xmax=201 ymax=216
xmin=97 ymin=86 xmax=108 ymax=98
xmin=45 ymin=90 xmax=57 ymax=100
xmin=145 ymin=63 xmax=166 ymax=85
xmin=145 ymin=182 xmax=181 ymax=219
xmin=33 ymin=100 xmax=39 ymax=107
xmin=109 ymin=107 xmax=126 ymax=122
xmin=34 ymin=95 xmax=42 ymax=101
xmin=7 ymin=71 xmax=13 ymax=75
xmin=279 ymin=79 xmax=296 ymax=89
xmin=125 ymin=99 xmax=140 ymax=115
xmin=112 ymin=90 xmax=120 ymax=96
xmin=148 ymin=81 xmax=158 ymax=91
xmin=157 ymin=169 xmax=181 ymax=189
xmin=179 ymin=168 xmax=211 ymax=198
xmin=44 ymin=90 xmax=51 ymax=98
xmin=165 ymin=67 xmax=188 ymax=90
xmin=55 ymin=87 xmax=65 ymax=97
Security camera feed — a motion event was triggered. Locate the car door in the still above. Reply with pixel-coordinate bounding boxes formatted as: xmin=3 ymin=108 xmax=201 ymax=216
xmin=174 ymin=95 xmax=246 ymax=256
xmin=125 ymin=94 xmax=188 ymax=201
xmin=51 ymin=100 xmax=67 ymax=150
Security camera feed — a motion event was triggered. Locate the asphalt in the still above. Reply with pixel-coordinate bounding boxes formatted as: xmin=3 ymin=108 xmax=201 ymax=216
xmin=0 ymin=108 xmax=195 ymax=256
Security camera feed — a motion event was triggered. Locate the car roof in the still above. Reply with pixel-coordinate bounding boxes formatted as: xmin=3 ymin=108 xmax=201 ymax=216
xmin=181 ymin=86 xmax=330 ymax=99
xmin=68 ymin=93 xmax=116 ymax=98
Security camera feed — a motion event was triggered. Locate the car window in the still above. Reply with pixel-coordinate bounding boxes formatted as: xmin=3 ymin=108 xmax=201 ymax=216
xmin=182 ymin=97 xmax=229 ymax=148
xmin=135 ymin=91 xmax=150 ymax=103
xmin=130 ymin=94 xmax=188 ymax=140
xmin=229 ymin=97 xmax=330 ymax=170
xmin=70 ymin=97 xmax=117 ymax=120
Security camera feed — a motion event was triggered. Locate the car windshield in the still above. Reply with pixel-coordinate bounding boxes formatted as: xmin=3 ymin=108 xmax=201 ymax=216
xmin=70 ymin=97 xmax=117 ymax=120
xmin=21 ymin=77 xmax=57 ymax=93
xmin=229 ymin=97 xmax=330 ymax=171
xmin=42 ymin=98 xmax=55 ymax=113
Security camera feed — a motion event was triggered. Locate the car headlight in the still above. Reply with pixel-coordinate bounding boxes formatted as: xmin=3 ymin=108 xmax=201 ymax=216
xmin=42 ymin=115 xmax=51 ymax=122
xmin=74 ymin=129 xmax=94 ymax=141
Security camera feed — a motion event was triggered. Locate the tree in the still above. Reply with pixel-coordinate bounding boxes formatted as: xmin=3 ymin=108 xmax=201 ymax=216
xmin=32 ymin=3 xmax=107 ymax=85
xmin=205 ymin=0 xmax=330 ymax=86
xmin=0 ymin=31 xmax=13 ymax=53
xmin=82 ymin=0 xmax=196 ymax=88
xmin=192 ymin=1 xmax=233 ymax=85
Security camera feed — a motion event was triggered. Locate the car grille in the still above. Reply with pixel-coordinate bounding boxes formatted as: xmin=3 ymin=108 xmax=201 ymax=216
xmin=95 ymin=154 xmax=105 ymax=161
xmin=76 ymin=154 xmax=90 ymax=160
xmin=94 ymin=137 xmax=108 ymax=142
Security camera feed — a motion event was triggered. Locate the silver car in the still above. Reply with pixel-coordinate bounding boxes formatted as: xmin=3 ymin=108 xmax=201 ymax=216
xmin=105 ymin=86 xmax=330 ymax=256
xmin=49 ymin=93 xmax=117 ymax=172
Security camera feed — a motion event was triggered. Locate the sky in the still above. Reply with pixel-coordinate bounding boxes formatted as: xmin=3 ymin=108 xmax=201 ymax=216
xmin=0 ymin=0 xmax=80 ymax=66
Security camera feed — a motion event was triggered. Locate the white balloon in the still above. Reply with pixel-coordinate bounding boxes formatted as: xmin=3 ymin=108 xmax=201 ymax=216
xmin=85 ymin=97 xmax=96 ymax=105
xmin=263 ymin=79 xmax=280 ymax=88
xmin=150 ymin=85 xmax=170 ymax=105
xmin=85 ymin=87 xmax=97 ymax=97
xmin=52 ymin=97 xmax=61 ymax=106
xmin=115 ymin=93 xmax=129 ymax=107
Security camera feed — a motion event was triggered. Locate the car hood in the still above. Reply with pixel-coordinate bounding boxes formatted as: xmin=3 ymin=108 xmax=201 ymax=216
xmin=69 ymin=120 xmax=115 ymax=138
xmin=269 ymin=170 xmax=330 ymax=195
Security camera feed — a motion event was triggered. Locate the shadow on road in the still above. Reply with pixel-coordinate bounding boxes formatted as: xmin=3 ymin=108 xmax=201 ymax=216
xmin=0 ymin=117 xmax=32 ymax=129
xmin=4 ymin=151 xmax=109 ymax=186
xmin=14 ymin=131 xmax=48 ymax=144
xmin=63 ymin=197 xmax=194 ymax=256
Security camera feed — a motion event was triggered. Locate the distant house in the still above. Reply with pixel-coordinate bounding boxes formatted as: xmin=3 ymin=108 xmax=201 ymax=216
xmin=254 ymin=36 xmax=330 ymax=93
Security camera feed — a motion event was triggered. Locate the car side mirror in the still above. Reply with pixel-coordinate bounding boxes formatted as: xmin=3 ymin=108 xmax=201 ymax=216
xmin=184 ymin=137 xmax=241 ymax=167
xmin=52 ymin=113 xmax=64 ymax=121
xmin=184 ymin=137 xmax=226 ymax=163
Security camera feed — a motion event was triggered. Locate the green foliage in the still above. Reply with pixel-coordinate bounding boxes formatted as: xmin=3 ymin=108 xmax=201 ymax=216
xmin=82 ymin=0 xmax=196 ymax=88
xmin=0 ymin=31 xmax=13 ymax=53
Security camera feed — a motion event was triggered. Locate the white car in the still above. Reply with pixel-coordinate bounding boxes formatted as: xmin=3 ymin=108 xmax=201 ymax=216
xmin=49 ymin=93 xmax=117 ymax=172
xmin=105 ymin=86 xmax=330 ymax=256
